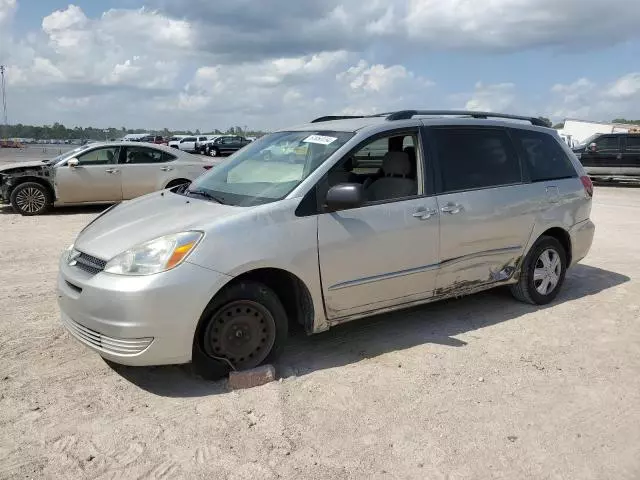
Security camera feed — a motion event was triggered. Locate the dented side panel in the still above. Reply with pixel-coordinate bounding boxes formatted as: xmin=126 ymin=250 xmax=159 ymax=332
xmin=434 ymin=183 xmax=540 ymax=292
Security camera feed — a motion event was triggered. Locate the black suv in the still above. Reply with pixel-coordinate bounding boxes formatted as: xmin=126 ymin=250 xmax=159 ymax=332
xmin=199 ymin=136 xmax=251 ymax=157
xmin=573 ymin=132 xmax=640 ymax=179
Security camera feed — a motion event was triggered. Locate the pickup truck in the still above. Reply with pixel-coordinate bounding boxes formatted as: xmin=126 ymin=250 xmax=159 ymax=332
xmin=573 ymin=131 xmax=640 ymax=180
xmin=198 ymin=135 xmax=252 ymax=157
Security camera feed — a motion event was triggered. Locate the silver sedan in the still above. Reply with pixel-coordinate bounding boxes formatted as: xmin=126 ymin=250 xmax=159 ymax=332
xmin=0 ymin=142 xmax=218 ymax=215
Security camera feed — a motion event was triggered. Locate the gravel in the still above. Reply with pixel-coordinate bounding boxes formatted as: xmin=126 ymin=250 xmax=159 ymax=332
xmin=1 ymin=184 xmax=639 ymax=480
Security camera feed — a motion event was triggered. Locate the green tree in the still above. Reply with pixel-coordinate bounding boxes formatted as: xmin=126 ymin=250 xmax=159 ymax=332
xmin=612 ymin=118 xmax=640 ymax=125
xmin=537 ymin=117 xmax=552 ymax=128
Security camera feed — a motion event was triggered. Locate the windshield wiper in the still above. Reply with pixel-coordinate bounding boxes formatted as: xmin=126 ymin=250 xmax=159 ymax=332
xmin=186 ymin=189 xmax=226 ymax=205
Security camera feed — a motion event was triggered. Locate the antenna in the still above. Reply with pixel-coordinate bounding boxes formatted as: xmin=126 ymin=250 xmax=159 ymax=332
xmin=0 ymin=65 xmax=7 ymax=138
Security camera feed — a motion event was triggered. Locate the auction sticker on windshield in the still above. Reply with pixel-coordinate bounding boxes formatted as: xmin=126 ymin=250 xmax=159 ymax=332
xmin=303 ymin=135 xmax=337 ymax=145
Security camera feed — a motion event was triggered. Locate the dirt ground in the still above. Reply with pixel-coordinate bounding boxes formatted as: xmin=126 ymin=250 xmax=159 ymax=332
xmin=1 ymin=176 xmax=639 ymax=479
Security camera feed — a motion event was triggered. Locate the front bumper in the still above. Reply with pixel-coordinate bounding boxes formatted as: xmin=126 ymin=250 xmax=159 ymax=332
xmin=57 ymin=253 xmax=232 ymax=366
xmin=569 ymin=218 xmax=595 ymax=266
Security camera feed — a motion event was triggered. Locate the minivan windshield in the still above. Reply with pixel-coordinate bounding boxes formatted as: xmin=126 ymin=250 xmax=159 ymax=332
xmin=185 ymin=130 xmax=353 ymax=206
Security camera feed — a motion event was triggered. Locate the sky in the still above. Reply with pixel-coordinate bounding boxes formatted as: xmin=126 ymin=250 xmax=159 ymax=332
xmin=0 ymin=0 xmax=639 ymax=131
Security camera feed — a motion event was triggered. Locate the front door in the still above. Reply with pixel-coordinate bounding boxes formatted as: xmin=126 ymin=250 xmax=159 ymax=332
xmin=580 ymin=135 xmax=622 ymax=175
xmin=55 ymin=146 xmax=123 ymax=204
xmin=318 ymin=129 xmax=440 ymax=319
xmin=119 ymin=145 xmax=177 ymax=199
xmin=429 ymin=127 xmax=535 ymax=292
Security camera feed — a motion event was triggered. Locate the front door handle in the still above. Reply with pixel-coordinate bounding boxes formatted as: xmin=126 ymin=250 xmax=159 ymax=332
xmin=412 ymin=208 xmax=438 ymax=220
xmin=441 ymin=203 xmax=463 ymax=214
xmin=105 ymin=168 xmax=120 ymax=174
xmin=160 ymin=166 xmax=174 ymax=172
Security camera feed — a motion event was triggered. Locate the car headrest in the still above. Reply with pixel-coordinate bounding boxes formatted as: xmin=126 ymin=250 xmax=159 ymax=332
xmin=382 ymin=151 xmax=411 ymax=177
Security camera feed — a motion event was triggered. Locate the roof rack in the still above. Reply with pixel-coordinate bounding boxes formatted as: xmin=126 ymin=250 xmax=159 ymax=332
xmin=311 ymin=115 xmax=366 ymax=123
xmin=310 ymin=112 xmax=397 ymax=123
xmin=385 ymin=110 xmax=548 ymax=126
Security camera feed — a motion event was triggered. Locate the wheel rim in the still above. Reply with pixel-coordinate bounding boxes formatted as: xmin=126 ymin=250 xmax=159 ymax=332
xmin=533 ymin=248 xmax=562 ymax=295
xmin=210 ymin=149 xmax=218 ymax=157
xmin=15 ymin=187 xmax=46 ymax=213
xmin=205 ymin=300 xmax=276 ymax=370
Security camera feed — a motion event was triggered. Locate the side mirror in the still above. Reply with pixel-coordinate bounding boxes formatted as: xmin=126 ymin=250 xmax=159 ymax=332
xmin=325 ymin=183 xmax=364 ymax=212
xmin=588 ymin=142 xmax=597 ymax=153
xmin=67 ymin=158 xmax=79 ymax=168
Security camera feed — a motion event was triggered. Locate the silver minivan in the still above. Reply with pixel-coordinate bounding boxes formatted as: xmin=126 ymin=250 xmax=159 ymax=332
xmin=58 ymin=110 xmax=595 ymax=375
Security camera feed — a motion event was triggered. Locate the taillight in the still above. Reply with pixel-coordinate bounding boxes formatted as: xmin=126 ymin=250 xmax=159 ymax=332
xmin=580 ymin=175 xmax=593 ymax=197
xmin=203 ymin=165 xmax=213 ymax=170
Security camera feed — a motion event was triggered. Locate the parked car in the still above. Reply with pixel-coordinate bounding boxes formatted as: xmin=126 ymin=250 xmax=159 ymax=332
xmin=167 ymin=135 xmax=188 ymax=148
xmin=0 ymin=141 xmax=216 ymax=215
xmin=138 ymin=135 xmax=167 ymax=145
xmin=58 ymin=110 xmax=594 ymax=378
xmin=572 ymin=132 xmax=640 ymax=179
xmin=200 ymin=135 xmax=251 ymax=157
xmin=170 ymin=135 xmax=209 ymax=153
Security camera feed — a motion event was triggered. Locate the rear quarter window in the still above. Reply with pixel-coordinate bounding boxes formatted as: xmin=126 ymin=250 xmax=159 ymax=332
xmin=511 ymin=130 xmax=577 ymax=182
xmin=626 ymin=135 xmax=640 ymax=153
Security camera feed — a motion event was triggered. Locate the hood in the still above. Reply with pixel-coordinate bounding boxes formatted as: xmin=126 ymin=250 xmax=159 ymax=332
xmin=0 ymin=160 xmax=50 ymax=173
xmin=74 ymin=190 xmax=243 ymax=260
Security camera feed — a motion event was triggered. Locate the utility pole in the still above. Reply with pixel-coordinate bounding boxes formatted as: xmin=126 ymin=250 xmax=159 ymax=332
xmin=0 ymin=65 xmax=7 ymax=140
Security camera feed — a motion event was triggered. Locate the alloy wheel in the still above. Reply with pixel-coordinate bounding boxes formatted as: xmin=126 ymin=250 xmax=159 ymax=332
xmin=533 ymin=248 xmax=562 ymax=295
xmin=15 ymin=187 xmax=47 ymax=214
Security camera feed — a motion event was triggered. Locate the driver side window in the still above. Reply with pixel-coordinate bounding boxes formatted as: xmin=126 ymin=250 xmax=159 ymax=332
xmin=76 ymin=147 xmax=120 ymax=166
xmin=319 ymin=132 xmax=421 ymax=206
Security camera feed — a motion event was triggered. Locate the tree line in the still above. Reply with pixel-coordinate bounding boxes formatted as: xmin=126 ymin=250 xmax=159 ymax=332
xmin=0 ymin=123 xmax=266 ymax=141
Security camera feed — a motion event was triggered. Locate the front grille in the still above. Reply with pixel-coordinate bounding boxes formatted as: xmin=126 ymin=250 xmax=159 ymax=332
xmin=74 ymin=252 xmax=107 ymax=275
xmin=62 ymin=315 xmax=153 ymax=356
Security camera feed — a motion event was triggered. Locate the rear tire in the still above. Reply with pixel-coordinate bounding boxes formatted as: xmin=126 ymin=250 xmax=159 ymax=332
xmin=194 ymin=281 xmax=288 ymax=379
xmin=510 ymin=236 xmax=567 ymax=305
xmin=10 ymin=182 xmax=52 ymax=216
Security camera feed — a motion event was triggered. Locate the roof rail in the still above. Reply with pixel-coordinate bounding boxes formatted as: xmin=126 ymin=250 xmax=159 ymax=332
xmin=311 ymin=115 xmax=366 ymax=123
xmin=385 ymin=110 xmax=548 ymax=127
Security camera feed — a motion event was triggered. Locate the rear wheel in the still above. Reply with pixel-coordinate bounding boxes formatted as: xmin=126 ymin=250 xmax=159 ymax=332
xmin=195 ymin=281 xmax=288 ymax=378
xmin=510 ymin=236 xmax=567 ymax=305
xmin=10 ymin=182 xmax=52 ymax=216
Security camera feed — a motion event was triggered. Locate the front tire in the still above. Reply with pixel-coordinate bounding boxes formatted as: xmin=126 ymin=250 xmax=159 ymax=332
xmin=195 ymin=281 xmax=288 ymax=378
xmin=10 ymin=182 xmax=52 ymax=216
xmin=510 ymin=236 xmax=567 ymax=305
xmin=209 ymin=147 xmax=219 ymax=157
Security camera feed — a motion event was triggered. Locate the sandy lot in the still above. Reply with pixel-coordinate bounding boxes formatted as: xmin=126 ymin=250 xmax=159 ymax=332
xmin=1 ymin=185 xmax=639 ymax=479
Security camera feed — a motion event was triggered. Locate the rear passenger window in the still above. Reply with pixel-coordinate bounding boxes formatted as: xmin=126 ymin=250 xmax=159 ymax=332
xmin=512 ymin=130 xmax=577 ymax=182
xmin=433 ymin=128 xmax=521 ymax=192
xmin=626 ymin=136 xmax=640 ymax=152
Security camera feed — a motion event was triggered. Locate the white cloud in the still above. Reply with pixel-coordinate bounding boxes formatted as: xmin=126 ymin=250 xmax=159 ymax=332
xmin=605 ymin=73 xmax=640 ymax=100
xmin=549 ymin=73 xmax=640 ymax=121
xmin=1 ymin=0 xmax=640 ymax=129
xmin=464 ymin=82 xmax=517 ymax=112
xmin=339 ymin=61 xmax=410 ymax=92
xmin=0 ymin=0 xmax=16 ymax=24
xmin=404 ymin=0 xmax=640 ymax=50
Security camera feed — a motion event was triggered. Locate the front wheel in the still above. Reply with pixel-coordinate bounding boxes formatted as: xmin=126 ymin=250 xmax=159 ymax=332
xmin=196 ymin=281 xmax=288 ymax=377
xmin=510 ymin=236 xmax=567 ymax=305
xmin=10 ymin=182 xmax=52 ymax=216
xmin=209 ymin=147 xmax=219 ymax=157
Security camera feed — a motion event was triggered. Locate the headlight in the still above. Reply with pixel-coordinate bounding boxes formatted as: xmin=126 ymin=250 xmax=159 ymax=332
xmin=104 ymin=231 xmax=203 ymax=276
